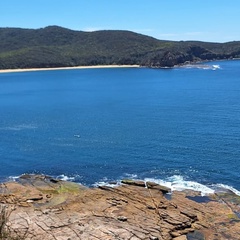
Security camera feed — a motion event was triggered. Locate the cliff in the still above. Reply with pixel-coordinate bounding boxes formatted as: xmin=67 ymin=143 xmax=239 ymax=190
xmin=1 ymin=175 xmax=240 ymax=239
xmin=0 ymin=26 xmax=240 ymax=69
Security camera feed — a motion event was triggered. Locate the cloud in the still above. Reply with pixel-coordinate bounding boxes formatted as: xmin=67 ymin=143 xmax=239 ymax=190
xmin=83 ymin=27 xmax=104 ymax=32
xmin=131 ymin=28 xmax=154 ymax=33
xmin=156 ymin=31 xmax=207 ymax=41
xmin=83 ymin=27 xmax=155 ymax=34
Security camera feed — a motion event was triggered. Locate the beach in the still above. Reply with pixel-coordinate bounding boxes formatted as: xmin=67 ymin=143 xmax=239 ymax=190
xmin=0 ymin=65 xmax=140 ymax=73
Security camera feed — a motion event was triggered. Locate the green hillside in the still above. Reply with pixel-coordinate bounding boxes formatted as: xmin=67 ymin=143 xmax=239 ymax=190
xmin=0 ymin=26 xmax=240 ymax=69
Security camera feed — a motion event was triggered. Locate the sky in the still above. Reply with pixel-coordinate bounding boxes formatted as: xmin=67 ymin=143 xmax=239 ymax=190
xmin=0 ymin=0 xmax=240 ymax=43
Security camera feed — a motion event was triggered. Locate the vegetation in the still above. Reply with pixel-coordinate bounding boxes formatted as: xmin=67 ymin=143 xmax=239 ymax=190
xmin=0 ymin=205 xmax=20 ymax=240
xmin=0 ymin=25 xmax=240 ymax=69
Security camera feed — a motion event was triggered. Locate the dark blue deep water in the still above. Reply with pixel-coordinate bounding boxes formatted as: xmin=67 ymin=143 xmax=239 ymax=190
xmin=0 ymin=60 xmax=239 ymax=194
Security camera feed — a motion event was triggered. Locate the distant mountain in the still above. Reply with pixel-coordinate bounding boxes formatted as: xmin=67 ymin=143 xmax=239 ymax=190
xmin=0 ymin=26 xmax=240 ymax=69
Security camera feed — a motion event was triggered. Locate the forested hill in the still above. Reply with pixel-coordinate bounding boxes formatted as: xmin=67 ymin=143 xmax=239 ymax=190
xmin=0 ymin=25 xmax=240 ymax=69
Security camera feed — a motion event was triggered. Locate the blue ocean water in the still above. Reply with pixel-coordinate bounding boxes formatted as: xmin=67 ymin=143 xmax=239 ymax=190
xmin=0 ymin=60 xmax=239 ymax=194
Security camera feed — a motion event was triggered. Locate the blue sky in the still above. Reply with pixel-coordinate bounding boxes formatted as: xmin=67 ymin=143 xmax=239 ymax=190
xmin=1 ymin=0 xmax=239 ymax=42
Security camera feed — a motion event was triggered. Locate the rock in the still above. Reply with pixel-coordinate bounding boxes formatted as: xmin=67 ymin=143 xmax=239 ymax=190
xmin=180 ymin=210 xmax=198 ymax=221
xmin=149 ymin=236 xmax=159 ymax=240
xmin=117 ymin=216 xmax=128 ymax=222
xmin=146 ymin=181 xmax=171 ymax=193
xmin=186 ymin=230 xmax=205 ymax=240
xmin=108 ymin=181 xmax=118 ymax=185
xmin=173 ymin=236 xmax=187 ymax=240
xmin=19 ymin=174 xmax=38 ymax=179
xmin=0 ymin=175 xmax=240 ymax=239
xmin=121 ymin=179 xmax=145 ymax=187
xmin=171 ymin=231 xmax=181 ymax=237
xmin=26 ymin=195 xmax=43 ymax=201
xmin=147 ymin=205 xmax=156 ymax=210
xmin=98 ymin=185 xmax=114 ymax=191
xmin=49 ymin=178 xmax=60 ymax=183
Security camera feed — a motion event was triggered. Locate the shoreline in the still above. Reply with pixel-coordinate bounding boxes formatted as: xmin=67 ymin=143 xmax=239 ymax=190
xmin=3 ymin=173 xmax=240 ymax=197
xmin=0 ymin=64 xmax=140 ymax=74
xmin=1 ymin=174 xmax=240 ymax=239
xmin=1 ymin=59 xmax=239 ymax=73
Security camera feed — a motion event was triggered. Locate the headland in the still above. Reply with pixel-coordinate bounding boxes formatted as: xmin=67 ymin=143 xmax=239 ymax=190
xmin=0 ymin=26 xmax=240 ymax=70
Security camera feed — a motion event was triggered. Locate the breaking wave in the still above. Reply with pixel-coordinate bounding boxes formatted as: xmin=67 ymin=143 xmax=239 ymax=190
xmin=93 ymin=175 xmax=240 ymax=197
xmin=56 ymin=174 xmax=76 ymax=181
xmin=181 ymin=64 xmax=221 ymax=70
xmin=144 ymin=175 xmax=215 ymax=196
xmin=3 ymin=174 xmax=240 ymax=197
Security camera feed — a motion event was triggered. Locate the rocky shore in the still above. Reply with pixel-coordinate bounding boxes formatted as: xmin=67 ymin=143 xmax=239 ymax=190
xmin=0 ymin=175 xmax=240 ymax=240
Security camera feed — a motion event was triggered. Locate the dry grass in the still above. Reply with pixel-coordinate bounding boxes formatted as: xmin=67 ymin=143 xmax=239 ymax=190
xmin=0 ymin=204 xmax=24 ymax=240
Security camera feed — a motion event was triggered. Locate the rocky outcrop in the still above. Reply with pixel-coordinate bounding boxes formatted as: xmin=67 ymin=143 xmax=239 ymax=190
xmin=142 ymin=43 xmax=240 ymax=68
xmin=0 ymin=174 xmax=240 ymax=239
xmin=146 ymin=181 xmax=171 ymax=194
xmin=121 ymin=179 xmax=146 ymax=187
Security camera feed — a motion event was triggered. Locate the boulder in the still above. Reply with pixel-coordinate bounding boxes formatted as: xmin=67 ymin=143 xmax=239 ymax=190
xmin=121 ymin=179 xmax=145 ymax=187
xmin=146 ymin=181 xmax=171 ymax=193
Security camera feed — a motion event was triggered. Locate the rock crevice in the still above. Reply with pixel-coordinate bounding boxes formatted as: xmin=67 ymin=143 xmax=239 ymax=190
xmin=0 ymin=175 xmax=239 ymax=239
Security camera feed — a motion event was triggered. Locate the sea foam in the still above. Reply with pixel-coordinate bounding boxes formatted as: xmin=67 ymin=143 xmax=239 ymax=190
xmin=0 ymin=124 xmax=38 ymax=131
xmin=3 ymin=174 xmax=240 ymax=197
xmin=213 ymin=183 xmax=240 ymax=196
xmin=57 ymin=174 xmax=76 ymax=181
xmin=181 ymin=64 xmax=221 ymax=70
xmin=92 ymin=174 xmax=240 ymax=197
xmin=144 ymin=175 xmax=215 ymax=196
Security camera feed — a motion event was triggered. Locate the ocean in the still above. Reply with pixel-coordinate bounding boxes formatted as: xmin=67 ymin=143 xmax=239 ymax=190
xmin=0 ymin=60 xmax=239 ymax=195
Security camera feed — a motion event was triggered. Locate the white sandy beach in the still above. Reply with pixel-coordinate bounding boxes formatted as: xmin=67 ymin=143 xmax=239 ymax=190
xmin=0 ymin=65 xmax=140 ymax=73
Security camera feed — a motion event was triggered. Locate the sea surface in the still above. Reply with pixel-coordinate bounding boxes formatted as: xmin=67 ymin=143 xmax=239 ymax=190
xmin=0 ymin=60 xmax=240 ymax=195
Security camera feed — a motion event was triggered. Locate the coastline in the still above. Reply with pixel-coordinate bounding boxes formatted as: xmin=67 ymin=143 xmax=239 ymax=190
xmin=1 ymin=59 xmax=239 ymax=74
xmin=0 ymin=64 xmax=140 ymax=74
xmin=1 ymin=174 xmax=240 ymax=239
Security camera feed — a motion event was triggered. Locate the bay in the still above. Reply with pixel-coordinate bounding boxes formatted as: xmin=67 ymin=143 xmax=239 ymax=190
xmin=0 ymin=60 xmax=239 ymax=194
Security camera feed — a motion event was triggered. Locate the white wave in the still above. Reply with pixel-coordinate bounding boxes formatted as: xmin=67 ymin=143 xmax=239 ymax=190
xmin=57 ymin=174 xmax=75 ymax=181
xmin=181 ymin=64 xmax=221 ymax=71
xmin=144 ymin=175 xmax=215 ymax=196
xmin=182 ymin=64 xmax=212 ymax=70
xmin=214 ymin=184 xmax=240 ymax=196
xmin=212 ymin=64 xmax=221 ymax=69
xmin=93 ymin=181 xmax=121 ymax=188
xmin=123 ymin=173 xmax=138 ymax=179
xmin=92 ymin=176 xmax=121 ymax=187
xmin=4 ymin=174 xmax=240 ymax=197
xmin=0 ymin=124 xmax=38 ymax=131
xmin=7 ymin=175 xmax=20 ymax=181
xmin=94 ymin=174 xmax=240 ymax=197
